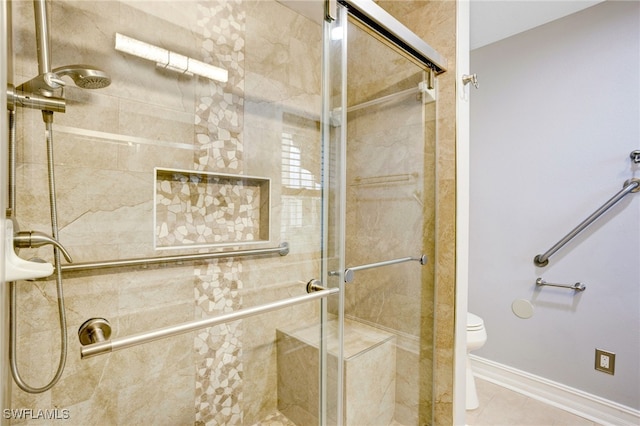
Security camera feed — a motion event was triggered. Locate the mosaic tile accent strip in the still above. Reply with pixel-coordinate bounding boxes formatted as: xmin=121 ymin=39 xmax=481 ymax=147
xmin=194 ymin=1 xmax=246 ymax=424
xmin=195 ymin=0 xmax=245 ymax=173
xmin=194 ymin=259 xmax=244 ymax=425
xmin=155 ymin=168 xmax=270 ymax=248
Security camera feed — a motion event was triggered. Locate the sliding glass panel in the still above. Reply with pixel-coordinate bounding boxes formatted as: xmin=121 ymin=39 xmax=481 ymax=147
xmin=341 ymin=14 xmax=437 ymax=426
xmin=7 ymin=0 xmax=339 ymax=424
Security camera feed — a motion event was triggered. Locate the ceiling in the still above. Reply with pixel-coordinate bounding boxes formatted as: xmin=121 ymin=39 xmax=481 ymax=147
xmin=470 ymin=0 xmax=604 ymax=50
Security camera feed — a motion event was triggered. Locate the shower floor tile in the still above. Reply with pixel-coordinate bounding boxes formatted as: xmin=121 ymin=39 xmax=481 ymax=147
xmin=253 ymin=411 xmax=296 ymax=426
xmin=256 ymin=410 xmax=409 ymax=425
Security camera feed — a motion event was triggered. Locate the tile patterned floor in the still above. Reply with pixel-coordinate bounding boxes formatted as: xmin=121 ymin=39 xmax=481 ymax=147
xmin=466 ymin=378 xmax=601 ymax=426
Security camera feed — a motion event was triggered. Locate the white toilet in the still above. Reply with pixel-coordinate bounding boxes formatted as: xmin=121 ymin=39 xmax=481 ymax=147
xmin=466 ymin=312 xmax=487 ymax=410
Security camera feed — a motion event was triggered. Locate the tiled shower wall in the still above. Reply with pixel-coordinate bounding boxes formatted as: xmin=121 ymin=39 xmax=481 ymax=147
xmin=379 ymin=2 xmax=459 ymax=423
xmin=193 ymin=2 xmax=245 ymax=423
xmin=11 ymin=0 xmax=321 ymax=424
xmin=8 ymin=0 xmax=456 ymax=424
xmin=344 ymin=20 xmax=437 ymax=425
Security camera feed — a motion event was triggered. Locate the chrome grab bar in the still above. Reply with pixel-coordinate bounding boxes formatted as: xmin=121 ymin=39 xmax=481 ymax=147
xmin=534 ymin=179 xmax=640 ymax=267
xmin=80 ymin=285 xmax=339 ymax=359
xmin=536 ymin=278 xmax=586 ymax=292
xmin=333 ymin=254 xmax=427 ymax=283
xmin=62 ymin=242 xmax=289 ymax=273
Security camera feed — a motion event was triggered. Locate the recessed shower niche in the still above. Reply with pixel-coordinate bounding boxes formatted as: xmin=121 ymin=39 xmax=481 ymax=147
xmin=154 ymin=168 xmax=271 ymax=249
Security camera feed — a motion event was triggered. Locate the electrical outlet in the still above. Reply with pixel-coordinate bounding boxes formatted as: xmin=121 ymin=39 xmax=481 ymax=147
xmin=595 ymin=349 xmax=615 ymax=375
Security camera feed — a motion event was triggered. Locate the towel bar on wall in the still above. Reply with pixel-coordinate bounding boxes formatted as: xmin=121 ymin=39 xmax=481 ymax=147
xmin=536 ymin=277 xmax=586 ymax=292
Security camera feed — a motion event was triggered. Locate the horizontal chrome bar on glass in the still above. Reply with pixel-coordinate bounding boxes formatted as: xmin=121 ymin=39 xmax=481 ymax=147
xmin=80 ymin=286 xmax=339 ymax=359
xmin=536 ymin=278 xmax=586 ymax=292
xmin=534 ymin=178 xmax=640 ymax=267
xmin=61 ymin=242 xmax=289 ymax=273
xmin=334 ymin=254 xmax=427 ymax=283
xmin=339 ymin=0 xmax=447 ymax=73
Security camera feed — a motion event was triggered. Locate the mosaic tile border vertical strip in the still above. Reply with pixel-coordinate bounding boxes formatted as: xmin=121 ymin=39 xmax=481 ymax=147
xmin=194 ymin=259 xmax=244 ymax=425
xmin=195 ymin=0 xmax=245 ymax=174
xmin=194 ymin=0 xmax=246 ymax=424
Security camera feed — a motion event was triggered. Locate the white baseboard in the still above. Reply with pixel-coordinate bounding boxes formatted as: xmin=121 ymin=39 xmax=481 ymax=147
xmin=469 ymin=355 xmax=640 ymax=426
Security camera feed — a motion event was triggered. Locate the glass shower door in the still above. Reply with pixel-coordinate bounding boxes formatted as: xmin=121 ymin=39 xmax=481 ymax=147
xmin=4 ymin=0 xmax=342 ymax=424
xmin=338 ymin=11 xmax=438 ymax=426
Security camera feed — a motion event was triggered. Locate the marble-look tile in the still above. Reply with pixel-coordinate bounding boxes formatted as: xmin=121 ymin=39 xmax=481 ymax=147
xmin=278 ymin=318 xmax=396 ymax=425
xmin=344 ymin=11 xmax=444 ymax=423
xmin=377 ymin=2 xmax=459 ymax=422
xmin=345 ymin=339 xmax=396 ymax=425
xmin=60 ymin=383 xmax=118 ymax=426
xmin=9 ymin=1 xmax=458 ymax=425
xmin=276 ymin=329 xmax=319 ymax=426
xmin=116 ymin=365 xmax=195 ymax=425
xmin=241 ymin=279 xmax=322 ymax=424
xmin=10 ymin=329 xmax=55 ymax=410
xmin=395 ymin=346 xmax=419 ymax=425
xmin=243 ymin=0 xmax=323 ymax=255
xmin=252 ymin=411 xmax=297 ymax=426
xmin=10 ymin=279 xmax=61 ymax=335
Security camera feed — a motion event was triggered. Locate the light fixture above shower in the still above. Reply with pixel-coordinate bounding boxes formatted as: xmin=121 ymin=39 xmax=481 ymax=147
xmin=114 ymin=33 xmax=228 ymax=83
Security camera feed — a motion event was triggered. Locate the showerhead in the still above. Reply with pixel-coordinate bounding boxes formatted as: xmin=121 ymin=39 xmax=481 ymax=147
xmin=52 ymin=64 xmax=111 ymax=89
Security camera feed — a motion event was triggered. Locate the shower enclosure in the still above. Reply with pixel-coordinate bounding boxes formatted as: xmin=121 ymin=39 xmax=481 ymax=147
xmin=1 ymin=0 xmax=446 ymax=424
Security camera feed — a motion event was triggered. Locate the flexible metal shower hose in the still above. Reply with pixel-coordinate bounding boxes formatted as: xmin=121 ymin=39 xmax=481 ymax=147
xmin=10 ymin=114 xmax=68 ymax=393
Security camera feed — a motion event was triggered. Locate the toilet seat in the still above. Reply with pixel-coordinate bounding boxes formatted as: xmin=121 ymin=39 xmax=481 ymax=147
xmin=467 ymin=312 xmax=484 ymax=331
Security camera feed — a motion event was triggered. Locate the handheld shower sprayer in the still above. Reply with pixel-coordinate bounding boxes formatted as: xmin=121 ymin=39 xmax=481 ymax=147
xmin=16 ymin=64 xmax=111 ymax=97
xmin=11 ymin=0 xmax=111 ymax=113
xmin=52 ymin=65 xmax=112 ymax=90
xmin=8 ymin=0 xmax=111 ymax=396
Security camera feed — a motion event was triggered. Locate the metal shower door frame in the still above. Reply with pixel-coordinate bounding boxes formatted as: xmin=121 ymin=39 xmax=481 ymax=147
xmin=1 ymin=0 xmax=11 ymax=420
xmin=322 ymin=0 xmax=447 ymax=424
